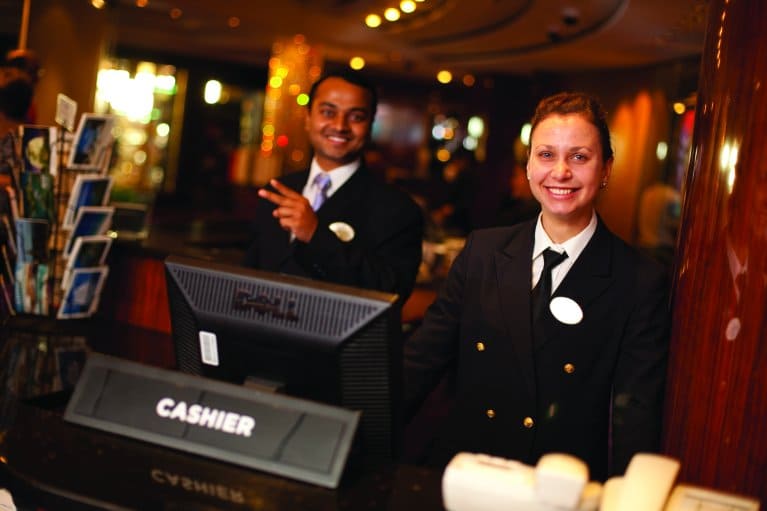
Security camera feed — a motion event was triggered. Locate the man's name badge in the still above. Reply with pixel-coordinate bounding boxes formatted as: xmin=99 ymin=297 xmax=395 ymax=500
xmin=550 ymin=296 xmax=583 ymax=325
xmin=329 ymin=222 xmax=355 ymax=242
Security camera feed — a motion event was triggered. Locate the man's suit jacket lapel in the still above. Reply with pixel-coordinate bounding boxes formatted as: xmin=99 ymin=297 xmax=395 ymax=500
xmin=313 ymin=165 xmax=368 ymax=222
xmin=494 ymin=221 xmax=538 ymax=400
xmin=275 ymin=167 xmax=368 ymax=269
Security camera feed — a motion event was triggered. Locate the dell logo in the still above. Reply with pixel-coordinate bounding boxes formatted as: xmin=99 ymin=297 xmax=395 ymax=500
xmin=233 ymin=290 xmax=299 ymax=321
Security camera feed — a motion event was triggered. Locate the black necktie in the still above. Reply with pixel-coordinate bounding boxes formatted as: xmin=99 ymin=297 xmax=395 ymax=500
xmin=532 ymin=248 xmax=568 ymax=344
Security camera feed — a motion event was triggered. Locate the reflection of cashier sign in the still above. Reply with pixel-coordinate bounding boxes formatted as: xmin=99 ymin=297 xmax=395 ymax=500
xmin=156 ymin=398 xmax=256 ymax=437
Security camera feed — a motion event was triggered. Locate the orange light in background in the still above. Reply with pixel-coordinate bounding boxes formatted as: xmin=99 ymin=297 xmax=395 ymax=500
xmin=276 ymin=134 xmax=289 ymax=147
xmin=673 ymin=102 xmax=686 ymax=115
xmin=288 ymin=83 xmax=301 ymax=95
xmin=91 ymin=0 xmax=105 ymax=8
xmin=436 ymin=148 xmax=451 ymax=162
xmin=169 ymin=7 xmax=182 ymax=19
xmin=136 ymin=0 xmax=149 ymax=7
xmin=228 ymin=16 xmax=240 ymax=28
xmin=436 ymin=70 xmax=452 ymax=84
xmin=462 ymin=74 xmax=475 ymax=87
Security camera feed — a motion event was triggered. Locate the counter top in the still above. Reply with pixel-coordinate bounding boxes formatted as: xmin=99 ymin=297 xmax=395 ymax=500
xmin=0 ymin=317 xmax=446 ymax=510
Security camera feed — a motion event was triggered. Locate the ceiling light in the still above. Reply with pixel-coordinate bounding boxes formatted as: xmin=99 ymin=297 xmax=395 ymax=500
xmin=91 ymin=0 xmax=106 ymax=8
xmin=365 ymin=14 xmax=382 ymax=28
xmin=204 ymin=80 xmax=222 ymax=104
xmin=436 ymin=70 xmax=452 ymax=84
xmin=349 ymin=57 xmax=366 ymax=70
xmin=400 ymin=1 xmax=416 ymax=13
xmin=384 ymin=8 xmax=401 ymax=22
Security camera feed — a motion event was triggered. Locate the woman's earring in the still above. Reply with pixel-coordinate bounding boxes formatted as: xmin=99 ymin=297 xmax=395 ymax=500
xmin=600 ymin=180 xmax=608 ymax=189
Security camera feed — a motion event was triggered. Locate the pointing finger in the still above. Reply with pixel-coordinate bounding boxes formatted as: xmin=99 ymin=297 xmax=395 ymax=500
xmin=270 ymin=179 xmax=302 ymax=198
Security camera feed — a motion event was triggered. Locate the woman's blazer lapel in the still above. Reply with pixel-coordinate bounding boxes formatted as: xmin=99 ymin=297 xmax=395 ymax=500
xmin=494 ymin=221 xmax=538 ymax=399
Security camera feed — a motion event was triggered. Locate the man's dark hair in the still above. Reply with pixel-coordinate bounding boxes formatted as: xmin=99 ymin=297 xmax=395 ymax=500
xmin=529 ymin=91 xmax=614 ymax=162
xmin=307 ymin=69 xmax=378 ymax=118
xmin=0 ymin=67 xmax=34 ymax=122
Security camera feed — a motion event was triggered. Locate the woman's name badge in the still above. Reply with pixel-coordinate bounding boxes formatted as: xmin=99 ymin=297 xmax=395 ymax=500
xmin=550 ymin=296 xmax=583 ymax=325
xmin=329 ymin=221 xmax=355 ymax=242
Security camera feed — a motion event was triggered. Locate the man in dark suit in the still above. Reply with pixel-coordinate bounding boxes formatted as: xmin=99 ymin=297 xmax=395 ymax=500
xmin=243 ymin=70 xmax=423 ymax=302
xmin=404 ymin=92 xmax=670 ymax=481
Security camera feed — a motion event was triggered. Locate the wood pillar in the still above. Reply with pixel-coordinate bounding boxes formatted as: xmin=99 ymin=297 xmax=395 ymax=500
xmin=663 ymin=0 xmax=767 ymax=504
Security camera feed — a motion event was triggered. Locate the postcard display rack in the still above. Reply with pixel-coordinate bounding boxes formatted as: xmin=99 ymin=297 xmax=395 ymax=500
xmin=0 ymin=99 xmax=116 ymax=322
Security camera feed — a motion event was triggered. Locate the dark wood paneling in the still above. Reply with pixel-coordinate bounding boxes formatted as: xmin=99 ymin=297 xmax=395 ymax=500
xmin=663 ymin=0 xmax=767 ymax=504
xmin=101 ymin=254 xmax=172 ymax=334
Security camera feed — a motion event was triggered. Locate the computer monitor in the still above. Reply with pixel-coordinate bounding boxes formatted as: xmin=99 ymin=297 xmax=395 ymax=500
xmin=163 ymin=255 xmax=403 ymax=466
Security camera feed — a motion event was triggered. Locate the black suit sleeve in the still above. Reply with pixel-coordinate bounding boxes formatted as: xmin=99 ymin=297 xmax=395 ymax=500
xmin=292 ymin=190 xmax=424 ymax=301
xmin=402 ymin=231 xmax=473 ymax=419
xmin=610 ymin=257 xmax=671 ymax=475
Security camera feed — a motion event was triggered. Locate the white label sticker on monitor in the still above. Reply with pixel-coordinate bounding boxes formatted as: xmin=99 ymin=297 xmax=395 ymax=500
xmin=198 ymin=331 xmax=219 ymax=366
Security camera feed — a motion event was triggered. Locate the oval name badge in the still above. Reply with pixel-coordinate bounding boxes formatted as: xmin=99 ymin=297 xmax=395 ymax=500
xmin=549 ymin=296 xmax=583 ymax=325
xmin=329 ymin=221 xmax=355 ymax=242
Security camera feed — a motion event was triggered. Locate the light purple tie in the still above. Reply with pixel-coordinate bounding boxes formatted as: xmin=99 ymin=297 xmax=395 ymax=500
xmin=312 ymin=173 xmax=332 ymax=211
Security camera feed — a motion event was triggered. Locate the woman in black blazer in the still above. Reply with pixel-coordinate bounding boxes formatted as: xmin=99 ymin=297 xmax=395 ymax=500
xmin=404 ymin=92 xmax=670 ymax=481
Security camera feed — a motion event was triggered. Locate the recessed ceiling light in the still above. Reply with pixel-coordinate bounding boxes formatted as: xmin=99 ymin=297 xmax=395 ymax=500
xmin=400 ymin=1 xmax=416 ymax=14
xmin=384 ymin=8 xmax=400 ymax=22
xmin=365 ymin=14 xmax=382 ymax=28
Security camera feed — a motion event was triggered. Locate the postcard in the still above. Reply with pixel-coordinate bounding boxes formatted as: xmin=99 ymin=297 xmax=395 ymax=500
xmin=14 ymin=217 xmax=49 ymax=263
xmin=57 ymin=266 xmax=109 ymax=319
xmin=61 ymin=234 xmax=113 ymax=289
xmin=62 ymin=174 xmax=114 ymax=229
xmin=19 ymin=125 xmax=58 ymax=175
xmin=66 ymin=114 xmax=115 ymax=171
xmin=55 ymin=93 xmax=78 ymax=132
xmin=14 ymin=261 xmax=48 ymax=315
xmin=20 ymin=171 xmax=55 ymax=223
xmin=62 ymin=206 xmax=114 ymax=258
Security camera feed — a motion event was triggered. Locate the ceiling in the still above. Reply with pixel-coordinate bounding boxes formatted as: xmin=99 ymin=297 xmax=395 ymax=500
xmin=2 ymin=0 xmax=708 ymax=79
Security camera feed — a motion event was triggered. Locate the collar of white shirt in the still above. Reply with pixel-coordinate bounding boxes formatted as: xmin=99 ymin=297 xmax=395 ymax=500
xmin=531 ymin=210 xmax=598 ymax=290
xmin=302 ymin=158 xmax=361 ymax=202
